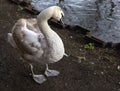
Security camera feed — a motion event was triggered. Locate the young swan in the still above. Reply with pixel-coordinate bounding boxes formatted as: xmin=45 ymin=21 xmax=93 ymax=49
xmin=7 ymin=6 xmax=65 ymax=84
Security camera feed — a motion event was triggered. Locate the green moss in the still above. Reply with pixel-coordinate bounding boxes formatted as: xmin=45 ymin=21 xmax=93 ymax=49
xmin=84 ymin=43 xmax=95 ymax=50
xmin=103 ymin=55 xmax=115 ymax=62
xmin=18 ymin=5 xmax=24 ymax=11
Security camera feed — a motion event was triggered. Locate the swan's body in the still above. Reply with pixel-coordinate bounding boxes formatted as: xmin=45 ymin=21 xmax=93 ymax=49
xmin=7 ymin=6 xmax=65 ymax=84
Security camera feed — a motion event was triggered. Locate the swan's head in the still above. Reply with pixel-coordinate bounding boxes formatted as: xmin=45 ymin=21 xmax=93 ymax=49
xmin=52 ymin=6 xmax=64 ymax=24
xmin=37 ymin=6 xmax=64 ymax=24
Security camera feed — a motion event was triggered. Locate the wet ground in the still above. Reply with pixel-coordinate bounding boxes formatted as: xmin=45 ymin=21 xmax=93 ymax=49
xmin=0 ymin=0 xmax=120 ymax=91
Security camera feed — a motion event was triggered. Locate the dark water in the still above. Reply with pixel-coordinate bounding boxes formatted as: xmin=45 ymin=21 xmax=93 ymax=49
xmin=31 ymin=0 xmax=120 ymax=43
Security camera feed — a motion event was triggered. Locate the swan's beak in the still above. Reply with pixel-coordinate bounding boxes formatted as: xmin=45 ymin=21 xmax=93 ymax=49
xmin=58 ymin=18 xmax=65 ymax=28
xmin=59 ymin=18 xmax=64 ymax=25
xmin=57 ymin=18 xmax=64 ymax=27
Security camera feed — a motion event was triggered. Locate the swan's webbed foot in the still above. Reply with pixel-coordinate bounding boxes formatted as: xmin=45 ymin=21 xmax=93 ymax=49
xmin=44 ymin=64 xmax=60 ymax=77
xmin=32 ymin=74 xmax=47 ymax=84
xmin=45 ymin=69 xmax=60 ymax=77
xmin=30 ymin=64 xmax=47 ymax=84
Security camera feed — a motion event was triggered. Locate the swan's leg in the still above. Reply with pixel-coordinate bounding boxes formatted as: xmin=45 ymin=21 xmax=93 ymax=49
xmin=44 ymin=64 xmax=60 ymax=77
xmin=29 ymin=64 xmax=47 ymax=84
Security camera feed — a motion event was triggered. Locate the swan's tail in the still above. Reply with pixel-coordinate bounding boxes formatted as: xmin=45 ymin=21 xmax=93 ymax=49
xmin=64 ymin=53 xmax=69 ymax=57
xmin=7 ymin=33 xmax=17 ymax=48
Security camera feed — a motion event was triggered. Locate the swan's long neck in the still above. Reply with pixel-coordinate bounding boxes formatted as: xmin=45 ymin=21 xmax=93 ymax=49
xmin=37 ymin=6 xmax=64 ymax=62
xmin=37 ymin=9 xmax=60 ymax=48
xmin=37 ymin=7 xmax=54 ymax=37
xmin=38 ymin=20 xmax=53 ymax=35
xmin=37 ymin=17 xmax=55 ymax=44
